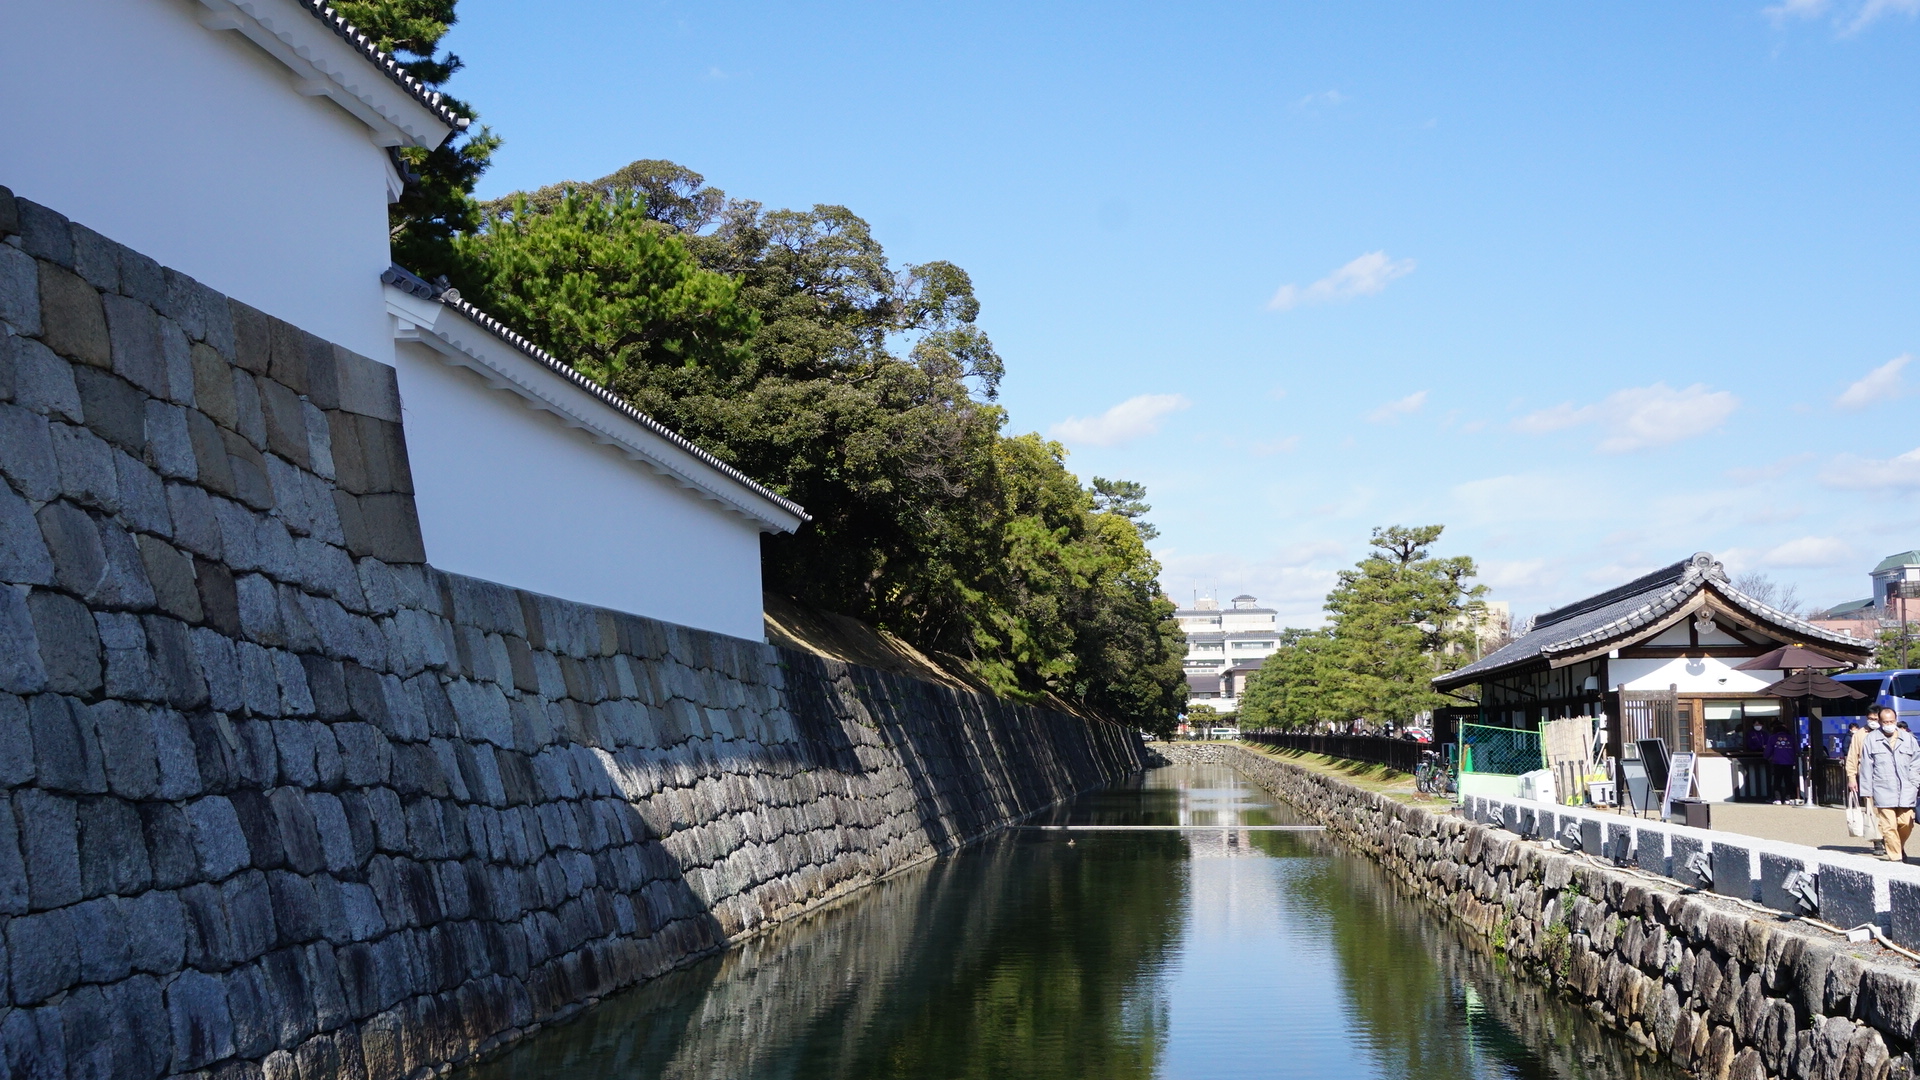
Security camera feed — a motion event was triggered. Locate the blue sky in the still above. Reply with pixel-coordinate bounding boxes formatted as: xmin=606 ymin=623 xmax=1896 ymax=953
xmin=446 ymin=0 xmax=1920 ymax=627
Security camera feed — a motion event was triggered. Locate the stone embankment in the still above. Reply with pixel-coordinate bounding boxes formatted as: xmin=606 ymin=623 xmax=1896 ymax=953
xmin=1160 ymin=743 xmax=1920 ymax=1080
xmin=0 ymin=190 xmax=1144 ymax=1080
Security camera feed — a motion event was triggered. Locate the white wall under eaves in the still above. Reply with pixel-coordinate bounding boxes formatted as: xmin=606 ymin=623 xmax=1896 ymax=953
xmin=390 ymin=334 xmax=774 ymax=642
xmin=0 ymin=0 xmax=397 ymax=361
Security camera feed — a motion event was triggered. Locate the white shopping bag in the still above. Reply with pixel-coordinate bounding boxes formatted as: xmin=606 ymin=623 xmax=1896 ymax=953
xmin=1847 ymin=794 xmax=1872 ymax=839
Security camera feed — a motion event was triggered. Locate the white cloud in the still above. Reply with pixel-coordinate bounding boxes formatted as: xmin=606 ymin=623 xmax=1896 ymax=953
xmin=1820 ymin=446 xmax=1920 ymax=490
xmin=1480 ymin=559 xmax=1553 ymax=591
xmin=1049 ymin=393 xmax=1191 ymax=447
xmin=1293 ymin=89 xmax=1347 ymax=112
xmin=1366 ymin=390 xmax=1427 ymax=423
xmin=1512 ymin=382 xmax=1738 ymax=453
xmin=1760 ymin=536 xmax=1854 ymax=567
xmin=1267 ymin=251 xmax=1416 ymax=311
xmin=1764 ymin=0 xmax=1919 ymax=32
xmin=1836 ymin=354 xmax=1910 ymax=410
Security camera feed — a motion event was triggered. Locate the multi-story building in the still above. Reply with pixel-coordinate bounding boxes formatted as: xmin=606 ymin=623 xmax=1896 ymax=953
xmin=1811 ymin=549 xmax=1920 ymax=640
xmin=1176 ymin=594 xmax=1280 ymax=713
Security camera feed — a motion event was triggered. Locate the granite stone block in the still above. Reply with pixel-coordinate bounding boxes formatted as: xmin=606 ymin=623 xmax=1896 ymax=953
xmin=18 ymin=202 xmax=73 ymax=267
xmin=232 ymin=367 xmax=266 ymax=450
xmin=186 ymin=408 xmax=236 ymax=496
xmin=141 ymin=800 xmax=200 ymax=889
xmin=98 ymin=610 xmax=154 ymax=700
xmin=15 ymin=787 xmax=81 ymax=910
xmin=145 ymin=399 xmax=196 ymax=480
xmin=225 ymin=426 xmax=275 ymax=511
xmin=124 ymin=888 xmax=188 ymax=974
xmin=6 ymin=334 xmax=80 ymax=421
xmin=187 ymin=795 xmax=251 ymax=881
xmin=166 ymin=967 xmax=235 ymax=1072
xmin=1712 ymin=840 xmax=1756 ymax=902
xmin=7 ymin=906 xmax=78 ymax=1004
xmin=0 ymin=477 xmax=55 ymax=584
xmin=0 ymin=401 xmax=59 ymax=501
xmin=37 ymin=262 xmax=108 ymax=368
xmin=113 ymin=449 xmax=170 ymax=536
xmin=78 ymin=795 xmax=152 ymax=897
xmin=0 ymin=244 xmax=43 ymax=336
xmin=103 ymin=293 xmax=167 ymax=397
xmin=72 ymin=366 xmax=143 ymax=454
xmin=1817 ymin=863 xmax=1878 ymax=932
xmin=49 ymin=421 xmax=119 ymax=511
xmin=1760 ymin=851 xmax=1816 ymax=916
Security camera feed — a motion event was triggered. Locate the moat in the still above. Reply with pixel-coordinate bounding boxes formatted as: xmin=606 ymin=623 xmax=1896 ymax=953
xmin=463 ymin=763 xmax=1681 ymax=1079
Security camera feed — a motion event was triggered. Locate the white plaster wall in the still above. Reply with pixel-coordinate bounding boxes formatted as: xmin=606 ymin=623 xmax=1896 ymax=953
xmin=393 ymin=341 xmax=769 ymax=641
xmin=0 ymin=0 xmax=396 ymax=360
xmin=1610 ymin=657 xmax=1783 ymax=694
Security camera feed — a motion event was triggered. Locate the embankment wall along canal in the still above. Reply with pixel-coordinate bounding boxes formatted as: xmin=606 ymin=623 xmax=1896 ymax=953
xmin=1159 ymin=743 xmax=1920 ymax=1080
xmin=0 ymin=192 xmax=1145 ymax=1080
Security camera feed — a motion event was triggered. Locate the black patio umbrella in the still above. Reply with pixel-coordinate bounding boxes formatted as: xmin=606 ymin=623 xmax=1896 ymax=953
xmin=1758 ymin=670 xmax=1867 ymax=700
xmin=1734 ymin=645 xmax=1856 ymax=671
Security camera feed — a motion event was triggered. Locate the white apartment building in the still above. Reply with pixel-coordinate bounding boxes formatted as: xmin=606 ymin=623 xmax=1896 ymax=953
xmin=1176 ymin=594 xmax=1280 ymax=713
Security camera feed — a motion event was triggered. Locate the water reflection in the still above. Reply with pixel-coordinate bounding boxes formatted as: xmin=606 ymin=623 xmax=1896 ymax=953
xmin=461 ymin=764 xmax=1679 ymax=1080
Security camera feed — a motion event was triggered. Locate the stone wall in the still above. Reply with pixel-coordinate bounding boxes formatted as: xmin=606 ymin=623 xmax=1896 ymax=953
xmin=1161 ymin=744 xmax=1920 ymax=1080
xmin=0 ymin=189 xmax=1144 ymax=1080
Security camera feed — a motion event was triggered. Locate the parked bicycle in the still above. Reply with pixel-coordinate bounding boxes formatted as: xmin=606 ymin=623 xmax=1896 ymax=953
xmin=1414 ymin=748 xmax=1457 ymax=796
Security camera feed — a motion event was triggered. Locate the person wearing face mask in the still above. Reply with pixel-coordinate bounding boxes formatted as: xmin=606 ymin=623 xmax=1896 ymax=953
xmin=1857 ymin=706 xmax=1920 ymax=863
xmin=1846 ymin=720 xmax=1885 ymax=855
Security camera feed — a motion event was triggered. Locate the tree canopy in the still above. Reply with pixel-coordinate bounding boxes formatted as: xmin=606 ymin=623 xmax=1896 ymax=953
xmin=450 ymin=162 xmax=1186 ymax=731
xmin=1239 ymin=526 xmax=1485 ymax=730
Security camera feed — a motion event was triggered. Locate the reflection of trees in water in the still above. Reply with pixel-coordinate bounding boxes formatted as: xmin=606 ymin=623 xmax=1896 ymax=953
xmin=464 ymin=832 xmax=1188 ymax=1080
xmin=1282 ymin=831 xmax=1683 ymax=1080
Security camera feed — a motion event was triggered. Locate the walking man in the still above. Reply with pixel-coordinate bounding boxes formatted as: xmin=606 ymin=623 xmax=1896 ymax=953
xmin=1858 ymin=706 xmax=1920 ymax=863
xmin=1846 ymin=720 xmax=1883 ymax=854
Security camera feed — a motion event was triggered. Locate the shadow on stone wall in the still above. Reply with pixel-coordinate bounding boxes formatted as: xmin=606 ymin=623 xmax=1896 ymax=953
xmin=0 ymin=190 xmax=1143 ymax=1080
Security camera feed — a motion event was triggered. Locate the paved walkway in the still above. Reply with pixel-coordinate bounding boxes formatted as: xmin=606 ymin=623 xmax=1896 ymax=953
xmin=1705 ymin=803 xmax=1885 ymax=858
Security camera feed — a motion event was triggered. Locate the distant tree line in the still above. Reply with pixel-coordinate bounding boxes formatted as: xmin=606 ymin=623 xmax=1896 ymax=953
xmin=1238 ymin=526 xmax=1486 ymax=731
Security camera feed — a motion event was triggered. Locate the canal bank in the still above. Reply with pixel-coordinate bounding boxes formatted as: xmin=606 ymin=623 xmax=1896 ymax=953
xmin=1159 ymin=743 xmax=1920 ymax=1080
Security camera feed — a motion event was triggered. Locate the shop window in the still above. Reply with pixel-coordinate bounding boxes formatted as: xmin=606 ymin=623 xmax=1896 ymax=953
xmin=1704 ymin=699 xmax=1782 ymax=752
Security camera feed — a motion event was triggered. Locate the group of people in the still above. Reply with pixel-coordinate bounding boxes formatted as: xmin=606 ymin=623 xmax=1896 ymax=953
xmin=1846 ymin=705 xmax=1920 ymax=862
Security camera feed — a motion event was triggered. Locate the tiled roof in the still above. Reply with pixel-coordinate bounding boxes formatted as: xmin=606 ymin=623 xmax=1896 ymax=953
xmin=1874 ymin=550 xmax=1920 ymax=573
xmin=383 ymin=266 xmax=809 ymax=523
xmin=1434 ymin=552 xmax=1874 ymax=691
xmin=297 ymin=0 xmax=467 ymax=135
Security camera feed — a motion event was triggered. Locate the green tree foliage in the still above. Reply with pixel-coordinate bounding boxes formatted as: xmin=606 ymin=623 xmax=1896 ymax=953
xmin=1878 ymin=625 xmax=1916 ymax=670
xmin=1239 ymin=526 xmax=1485 ymax=729
xmin=331 ymin=0 xmax=500 ymax=281
xmin=452 ymin=162 xmax=1186 ymax=730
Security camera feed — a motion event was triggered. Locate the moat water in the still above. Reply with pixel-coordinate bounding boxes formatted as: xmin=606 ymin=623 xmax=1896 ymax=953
xmin=464 ymin=763 xmax=1682 ymax=1080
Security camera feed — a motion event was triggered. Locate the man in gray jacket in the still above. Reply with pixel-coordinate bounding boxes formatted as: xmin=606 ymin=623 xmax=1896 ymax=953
xmin=1858 ymin=706 xmax=1920 ymax=862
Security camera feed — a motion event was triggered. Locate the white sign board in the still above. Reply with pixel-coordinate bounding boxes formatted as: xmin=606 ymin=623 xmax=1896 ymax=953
xmin=1662 ymin=752 xmax=1696 ymax=820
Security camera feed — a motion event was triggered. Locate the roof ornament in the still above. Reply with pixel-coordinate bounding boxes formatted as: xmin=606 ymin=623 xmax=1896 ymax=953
xmin=1694 ymin=610 xmax=1717 ymax=636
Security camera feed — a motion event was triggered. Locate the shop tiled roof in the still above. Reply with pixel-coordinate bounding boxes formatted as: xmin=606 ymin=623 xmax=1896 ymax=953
xmin=1434 ymin=552 xmax=1873 ymax=691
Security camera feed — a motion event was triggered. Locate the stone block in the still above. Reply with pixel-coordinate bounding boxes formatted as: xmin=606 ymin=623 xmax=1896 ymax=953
xmin=99 ymin=610 xmax=155 ymax=700
xmin=17 ymin=201 xmax=72 ymax=266
xmin=152 ymin=707 xmax=203 ymax=801
xmin=268 ymin=319 xmax=329 ymax=399
xmin=0 ymin=401 xmax=59 ymax=502
xmin=15 ymin=787 xmax=81 ymax=909
xmin=1707 ymin=839 xmax=1754 ymax=901
xmin=0 ymin=588 xmax=47 ymax=696
xmin=186 ymin=408 xmax=236 ymax=496
xmin=166 ymin=967 xmax=235 ymax=1072
xmin=1759 ymin=851 xmax=1816 ymax=915
xmin=190 ymin=344 xmax=238 ymax=435
xmin=330 ymin=348 xmax=403 ymax=422
xmin=186 ymin=795 xmax=251 ymax=881
xmin=6 ymin=334 xmax=81 ymax=421
xmin=139 ymin=535 xmax=203 ymax=622
xmin=161 ymin=317 xmax=195 ymax=404
xmin=120 ymin=246 xmax=167 ymax=312
xmin=26 ymin=589 xmax=99 ymax=695
xmin=232 ymin=368 xmax=266 ymax=450
xmin=145 ymin=399 xmax=196 ymax=480
xmin=37 ymin=261 xmax=108 ymax=367
xmin=165 ymin=482 xmax=221 ymax=559
xmin=0 ymin=694 xmax=29 ymax=787
xmin=0 ymin=795 xmax=22 ymax=916
xmin=38 ymin=501 xmax=152 ymax=608
xmin=144 ymin=614 xmax=208 ymax=708
xmin=1631 ymin=825 xmax=1669 ymax=876
xmin=69 ymin=896 xmax=132 ymax=983
xmin=68 ymin=224 xmax=120 ymax=293
xmin=0 ymin=187 xmax=14 ymax=235
xmin=0 ymin=243 xmax=41 ymax=336
xmin=6 ymin=906 xmax=78 ymax=1003
xmin=103 ymin=293 xmax=168 ymax=397
xmin=28 ymin=693 xmax=106 ymax=795
xmin=1578 ymin=817 xmax=1604 ymax=855
xmin=72 ymin=366 xmax=144 ymax=456
xmin=78 ymin=796 xmax=152 ymax=897
xmin=114 ymin=450 xmax=170 ymax=535
xmin=49 ymin=420 xmax=120 ymax=511
xmin=1817 ymin=863 xmax=1878 ymax=932
xmin=259 ymin=377 xmax=308 ymax=468
xmin=91 ymin=698 xmax=160 ymax=799
xmin=0 ymin=478 xmax=55 ymax=584
xmin=224 ymin=426 xmax=275 ymax=511
xmin=1889 ymin=879 xmax=1920 ymax=951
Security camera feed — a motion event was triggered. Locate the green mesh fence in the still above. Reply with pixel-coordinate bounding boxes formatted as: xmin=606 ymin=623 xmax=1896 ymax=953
xmin=1459 ymin=723 xmax=1545 ymax=776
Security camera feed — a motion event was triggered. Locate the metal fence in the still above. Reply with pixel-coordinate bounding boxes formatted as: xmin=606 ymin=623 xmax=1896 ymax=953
xmin=1459 ymin=722 xmax=1545 ymax=777
xmin=1242 ymin=733 xmax=1426 ymax=773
